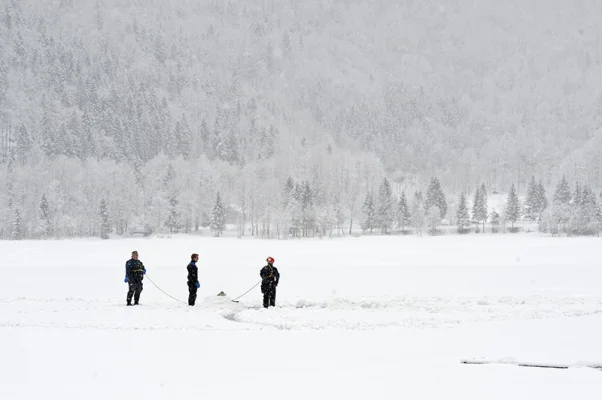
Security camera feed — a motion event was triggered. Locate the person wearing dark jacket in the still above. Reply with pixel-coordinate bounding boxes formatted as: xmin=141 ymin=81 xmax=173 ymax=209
xmin=260 ymin=256 xmax=280 ymax=308
xmin=124 ymin=250 xmax=146 ymax=306
xmin=187 ymin=253 xmax=200 ymax=306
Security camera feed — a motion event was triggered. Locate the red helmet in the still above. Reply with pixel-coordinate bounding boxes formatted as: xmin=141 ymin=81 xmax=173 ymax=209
xmin=266 ymin=257 xmax=275 ymax=264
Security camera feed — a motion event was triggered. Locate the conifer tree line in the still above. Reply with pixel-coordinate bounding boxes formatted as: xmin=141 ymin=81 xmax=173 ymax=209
xmin=358 ymin=175 xmax=600 ymax=238
xmin=2 ymin=146 xmax=601 ymax=240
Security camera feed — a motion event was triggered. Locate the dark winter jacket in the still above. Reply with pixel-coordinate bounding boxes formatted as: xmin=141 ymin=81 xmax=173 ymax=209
xmin=187 ymin=261 xmax=199 ymax=285
xmin=125 ymin=259 xmax=146 ymax=283
xmin=260 ymin=264 xmax=279 ymax=293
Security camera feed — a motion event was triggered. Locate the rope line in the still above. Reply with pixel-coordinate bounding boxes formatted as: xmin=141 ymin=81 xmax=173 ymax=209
xmin=231 ymin=280 xmax=261 ymax=302
xmin=145 ymin=274 xmax=261 ymax=304
xmin=145 ymin=274 xmax=187 ymax=304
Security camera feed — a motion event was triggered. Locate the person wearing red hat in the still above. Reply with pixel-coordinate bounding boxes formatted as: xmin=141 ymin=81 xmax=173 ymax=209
xmin=260 ymin=257 xmax=280 ymax=308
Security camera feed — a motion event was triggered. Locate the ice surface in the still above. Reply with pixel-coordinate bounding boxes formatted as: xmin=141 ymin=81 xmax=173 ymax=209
xmin=1 ymin=235 xmax=601 ymax=399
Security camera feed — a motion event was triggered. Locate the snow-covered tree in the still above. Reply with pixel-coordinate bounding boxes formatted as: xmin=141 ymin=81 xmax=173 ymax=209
xmin=569 ymin=183 xmax=600 ymax=236
xmin=165 ymin=195 xmax=181 ymax=233
xmin=211 ymin=191 xmax=226 ymax=237
xmin=361 ymin=192 xmax=375 ymax=233
xmin=39 ymin=194 xmax=51 ymax=237
xmin=376 ymin=177 xmax=394 ymax=234
xmin=505 ymin=184 xmax=520 ymax=231
xmin=537 ymin=181 xmax=548 ymax=215
xmin=524 ymin=176 xmax=538 ymax=220
xmin=99 ymin=199 xmax=110 ymax=239
xmin=456 ymin=192 xmax=470 ymax=233
xmin=553 ymin=175 xmax=572 ymax=206
xmin=15 ymin=123 xmax=32 ymax=165
xmin=472 ymin=183 xmax=488 ymax=232
xmin=12 ymin=209 xmax=23 ymax=240
xmin=425 ymin=177 xmax=447 ymax=219
xmin=174 ymin=114 xmax=192 ymax=158
xmin=397 ymin=191 xmax=411 ymax=233
xmin=547 ymin=176 xmax=572 ymax=235
xmin=300 ymin=181 xmax=316 ymax=237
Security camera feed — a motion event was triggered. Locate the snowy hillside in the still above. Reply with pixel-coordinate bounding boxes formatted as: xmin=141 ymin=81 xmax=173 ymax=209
xmin=1 ymin=1 xmax=602 ymax=239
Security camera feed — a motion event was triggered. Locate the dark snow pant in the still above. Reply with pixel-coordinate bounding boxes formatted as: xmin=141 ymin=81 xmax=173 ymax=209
xmin=263 ymin=286 xmax=276 ymax=308
xmin=127 ymin=282 xmax=143 ymax=305
xmin=188 ymin=284 xmax=197 ymax=306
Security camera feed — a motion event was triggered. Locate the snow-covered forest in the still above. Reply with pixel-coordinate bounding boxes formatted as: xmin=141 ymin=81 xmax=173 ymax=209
xmin=1 ymin=0 xmax=602 ymax=239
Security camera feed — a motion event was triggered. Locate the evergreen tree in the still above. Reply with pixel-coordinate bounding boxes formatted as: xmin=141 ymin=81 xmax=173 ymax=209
xmin=478 ymin=183 xmax=488 ymax=232
xmin=211 ymin=117 xmax=224 ymax=160
xmin=361 ymin=192 xmax=375 ymax=233
xmin=210 ymin=191 xmax=226 ymax=237
xmin=199 ymin=118 xmax=210 ymax=151
xmin=456 ymin=192 xmax=470 ymax=233
xmin=594 ymin=197 xmax=602 ymax=234
xmin=15 ymin=123 xmax=32 ymax=165
xmin=301 ymin=181 xmax=315 ymax=237
xmin=549 ymin=176 xmax=572 ymax=235
xmin=224 ymin=130 xmax=240 ymax=164
xmin=425 ymin=177 xmax=447 ymax=218
xmin=397 ymin=191 xmax=411 ymax=233
xmin=287 ymin=183 xmax=304 ymax=237
xmin=472 ymin=185 xmax=481 ymax=230
xmin=505 ymin=184 xmax=520 ymax=230
xmin=40 ymin=194 xmax=51 ymax=237
xmin=471 ymin=183 xmax=488 ymax=232
xmin=99 ymin=199 xmax=110 ymax=239
xmin=525 ymin=176 xmax=538 ymax=220
xmin=537 ymin=181 xmax=548 ymax=215
xmin=283 ymin=177 xmax=295 ymax=209
xmin=583 ymin=185 xmax=598 ymax=233
xmin=175 ymin=114 xmax=192 ymax=158
xmin=12 ymin=209 xmax=23 ymax=240
xmin=376 ymin=177 xmax=394 ymax=234
xmin=573 ymin=182 xmax=583 ymax=208
xmin=572 ymin=184 xmax=601 ymax=235
xmin=259 ymin=126 xmax=275 ymax=159
xmin=165 ymin=195 xmax=181 ymax=233
xmin=553 ymin=175 xmax=571 ymax=205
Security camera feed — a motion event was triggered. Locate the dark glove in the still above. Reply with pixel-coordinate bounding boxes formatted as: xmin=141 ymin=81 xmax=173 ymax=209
xmin=124 ymin=276 xmax=129 ymax=283
xmin=143 ymin=270 xmax=146 ymax=275
xmin=196 ymin=282 xmax=200 ymax=289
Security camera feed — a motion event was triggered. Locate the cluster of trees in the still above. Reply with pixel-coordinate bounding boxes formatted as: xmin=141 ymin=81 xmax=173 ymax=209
xmin=356 ymin=175 xmax=601 ymax=238
xmin=540 ymin=177 xmax=602 ymax=236
xmin=1 ymin=147 xmax=387 ymax=239
xmin=361 ymin=177 xmax=448 ymax=236
xmin=4 ymin=155 xmax=601 ymax=239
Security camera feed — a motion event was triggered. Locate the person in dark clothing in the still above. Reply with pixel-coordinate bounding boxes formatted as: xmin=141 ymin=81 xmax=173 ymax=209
xmin=124 ymin=250 xmax=146 ymax=306
xmin=260 ymin=256 xmax=280 ymax=308
xmin=187 ymin=253 xmax=200 ymax=306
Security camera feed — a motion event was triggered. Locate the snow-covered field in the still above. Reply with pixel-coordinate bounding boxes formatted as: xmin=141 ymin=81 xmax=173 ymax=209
xmin=1 ymin=235 xmax=601 ymax=399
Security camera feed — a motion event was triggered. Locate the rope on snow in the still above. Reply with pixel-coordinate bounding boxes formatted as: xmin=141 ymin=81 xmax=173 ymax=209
xmin=145 ymin=274 xmax=187 ymax=304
